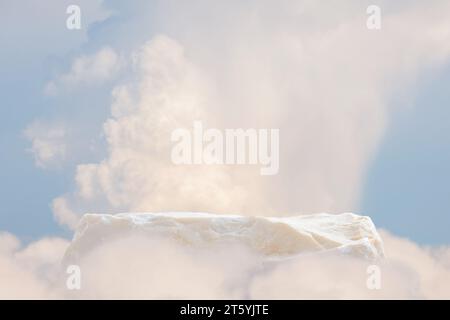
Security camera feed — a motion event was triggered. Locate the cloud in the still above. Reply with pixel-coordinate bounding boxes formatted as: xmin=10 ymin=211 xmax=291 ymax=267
xmin=51 ymin=197 xmax=80 ymax=230
xmin=24 ymin=121 xmax=67 ymax=169
xmin=379 ymin=230 xmax=450 ymax=299
xmin=0 ymin=232 xmax=69 ymax=299
xmin=249 ymin=231 xmax=450 ymax=299
xmin=0 ymin=229 xmax=449 ymax=299
xmin=45 ymin=47 xmax=123 ymax=95
xmin=50 ymin=0 xmax=450 ymax=225
xmin=57 ymin=35 xmax=252 ymax=220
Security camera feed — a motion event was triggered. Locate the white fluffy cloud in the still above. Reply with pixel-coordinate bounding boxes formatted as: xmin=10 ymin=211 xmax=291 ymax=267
xmin=51 ymin=197 xmax=80 ymax=230
xmin=45 ymin=47 xmax=122 ymax=95
xmin=250 ymin=231 xmax=450 ymax=299
xmin=24 ymin=121 xmax=67 ymax=169
xmin=0 ymin=232 xmax=69 ymax=299
xmin=51 ymin=0 xmax=450 ymax=227
xmin=0 ymin=230 xmax=449 ymax=299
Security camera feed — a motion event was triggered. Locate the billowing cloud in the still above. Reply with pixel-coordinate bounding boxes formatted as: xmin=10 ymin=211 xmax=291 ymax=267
xmin=51 ymin=197 xmax=80 ymax=230
xmin=0 ymin=232 xmax=69 ymax=299
xmin=54 ymin=35 xmax=253 ymax=226
xmin=45 ymin=47 xmax=123 ymax=95
xmin=250 ymin=231 xmax=450 ymax=299
xmin=51 ymin=0 xmax=450 ymax=225
xmin=0 ymin=230 xmax=449 ymax=299
xmin=24 ymin=121 xmax=67 ymax=169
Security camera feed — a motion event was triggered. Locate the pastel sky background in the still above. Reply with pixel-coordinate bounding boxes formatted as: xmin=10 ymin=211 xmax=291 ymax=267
xmin=1 ymin=0 xmax=449 ymax=246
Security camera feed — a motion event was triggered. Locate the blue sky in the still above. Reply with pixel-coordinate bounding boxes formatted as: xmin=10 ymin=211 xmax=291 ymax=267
xmin=1 ymin=0 xmax=449 ymax=245
xmin=361 ymin=65 xmax=450 ymax=245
